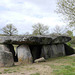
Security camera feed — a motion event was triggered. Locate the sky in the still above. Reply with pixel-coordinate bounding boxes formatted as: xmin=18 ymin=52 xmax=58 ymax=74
xmin=0 ymin=0 xmax=66 ymax=34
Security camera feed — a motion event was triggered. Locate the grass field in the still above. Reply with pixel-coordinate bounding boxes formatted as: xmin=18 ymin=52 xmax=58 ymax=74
xmin=0 ymin=55 xmax=75 ymax=75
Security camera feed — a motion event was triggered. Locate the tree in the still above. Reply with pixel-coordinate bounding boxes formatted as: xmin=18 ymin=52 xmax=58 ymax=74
xmin=56 ymin=0 xmax=75 ymax=29
xmin=52 ymin=25 xmax=66 ymax=35
xmin=2 ymin=24 xmax=18 ymax=36
xmin=24 ymin=32 xmax=30 ymax=36
xmin=66 ymin=30 xmax=73 ymax=37
xmin=66 ymin=30 xmax=73 ymax=41
xmin=32 ymin=23 xmax=49 ymax=35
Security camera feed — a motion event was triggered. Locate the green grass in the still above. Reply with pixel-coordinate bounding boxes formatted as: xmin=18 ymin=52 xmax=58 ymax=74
xmin=1 ymin=65 xmax=22 ymax=74
xmin=53 ymin=65 xmax=75 ymax=75
xmin=47 ymin=56 xmax=75 ymax=75
xmin=3 ymin=69 xmax=12 ymax=74
xmin=30 ymin=72 xmax=40 ymax=75
xmin=0 ymin=72 xmax=2 ymax=74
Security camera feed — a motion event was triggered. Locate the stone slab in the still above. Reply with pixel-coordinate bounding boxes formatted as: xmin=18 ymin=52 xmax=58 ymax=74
xmin=0 ymin=35 xmax=71 ymax=45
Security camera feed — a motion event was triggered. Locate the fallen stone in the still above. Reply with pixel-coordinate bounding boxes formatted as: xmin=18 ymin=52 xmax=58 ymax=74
xmin=34 ymin=57 xmax=46 ymax=63
xmin=69 ymin=54 xmax=75 ymax=56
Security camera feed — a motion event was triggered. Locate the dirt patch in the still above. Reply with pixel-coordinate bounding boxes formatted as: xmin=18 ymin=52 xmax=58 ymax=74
xmin=0 ymin=56 xmax=74 ymax=75
xmin=0 ymin=62 xmax=53 ymax=75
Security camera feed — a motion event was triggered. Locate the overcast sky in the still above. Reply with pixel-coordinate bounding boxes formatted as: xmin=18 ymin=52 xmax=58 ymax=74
xmin=0 ymin=0 xmax=66 ymax=34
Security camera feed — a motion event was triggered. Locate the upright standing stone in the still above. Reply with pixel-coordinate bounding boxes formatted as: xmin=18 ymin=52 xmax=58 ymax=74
xmin=41 ymin=44 xmax=65 ymax=59
xmin=50 ymin=44 xmax=65 ymax=57
xmin=17 ymin=45 xmax=32 ymax=64
xmin=0 ymin=51 xmax=14 ymax=67
xmin=0 ymin=44 xmax=16 ymax=61
xmin=0 ymin=44 xmax=14 ymax=67
xmin=41 ymin=45 xmax=51 ymax=59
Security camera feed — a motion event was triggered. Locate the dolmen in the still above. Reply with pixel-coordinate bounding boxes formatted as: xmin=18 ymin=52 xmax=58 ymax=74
xmin=0 ymin=35 xmax=74 ymax=67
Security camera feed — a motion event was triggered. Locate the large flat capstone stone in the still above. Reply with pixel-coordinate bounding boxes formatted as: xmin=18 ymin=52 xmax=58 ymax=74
xmin=0 ymin=35 xmax=71 ymax=45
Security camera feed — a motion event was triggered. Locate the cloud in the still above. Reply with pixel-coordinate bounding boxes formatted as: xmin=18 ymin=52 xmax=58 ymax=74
xmin=0 ymin=0 xmax=65 ymax=34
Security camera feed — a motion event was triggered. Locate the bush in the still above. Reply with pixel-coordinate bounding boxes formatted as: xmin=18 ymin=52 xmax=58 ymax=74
xmin=66 ymin=42 xmax=71 ymax=47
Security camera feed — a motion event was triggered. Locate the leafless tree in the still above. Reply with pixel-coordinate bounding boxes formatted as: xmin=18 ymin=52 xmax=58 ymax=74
xmin=2 ymin=24 xmax=18 ymax=36
xmin=32 ymin=23 xmax=49 ymax=35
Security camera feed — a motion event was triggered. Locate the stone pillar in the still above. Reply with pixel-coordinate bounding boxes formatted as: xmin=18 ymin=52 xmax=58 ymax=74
xmin=41 ymin=45 xmax=51 ymax=59
xmin=50 ymin=44 xmax=65 ymax=57
xmin=0 ymin=44 xmax=16 ymax=62
xmin=0 ymin=44 xmax=14 ymax=67
xmin=41 ymin=44 xmax=65 ymax=59
xmin=16 ymin=45 xmax=32 ymax=64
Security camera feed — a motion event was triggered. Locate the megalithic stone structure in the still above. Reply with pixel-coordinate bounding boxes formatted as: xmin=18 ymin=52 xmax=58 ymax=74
xmin=0 ymin=35 xmax=74 ymax=67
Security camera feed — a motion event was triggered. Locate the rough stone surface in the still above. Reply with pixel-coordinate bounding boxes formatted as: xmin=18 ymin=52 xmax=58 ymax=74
xmin=0 ymin=44 xmax=10 ymax=52
xmin=64 ymin=44 xmax=75 ymax=55
xmin=41 ymin=44 xmax=65 ymax=59
xmin=17 ymin=45 xmax=32 ymax=63
xmin=41 ymin=45 xmax=51 ymax=59
xmin=0 ymin=36 xmax=52 ymax=45
xmin=0 ymin=35 xmax=71 ymax=45
xmin=0 ymin=51 xmax=14 ymax=67
xmin=51 ymin=36 xmax=71 ymax=44
xmin=0 ymin=44 xmax=16 ymax=61
xmin=50 ymin=44 xmax=65 ymax=57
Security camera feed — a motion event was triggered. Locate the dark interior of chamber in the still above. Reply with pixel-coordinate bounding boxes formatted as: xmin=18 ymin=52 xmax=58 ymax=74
xmin=6 ymin=44 xmax=18 ymax=62
xmin=29 ymin=45 xmax=42 ymax=62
